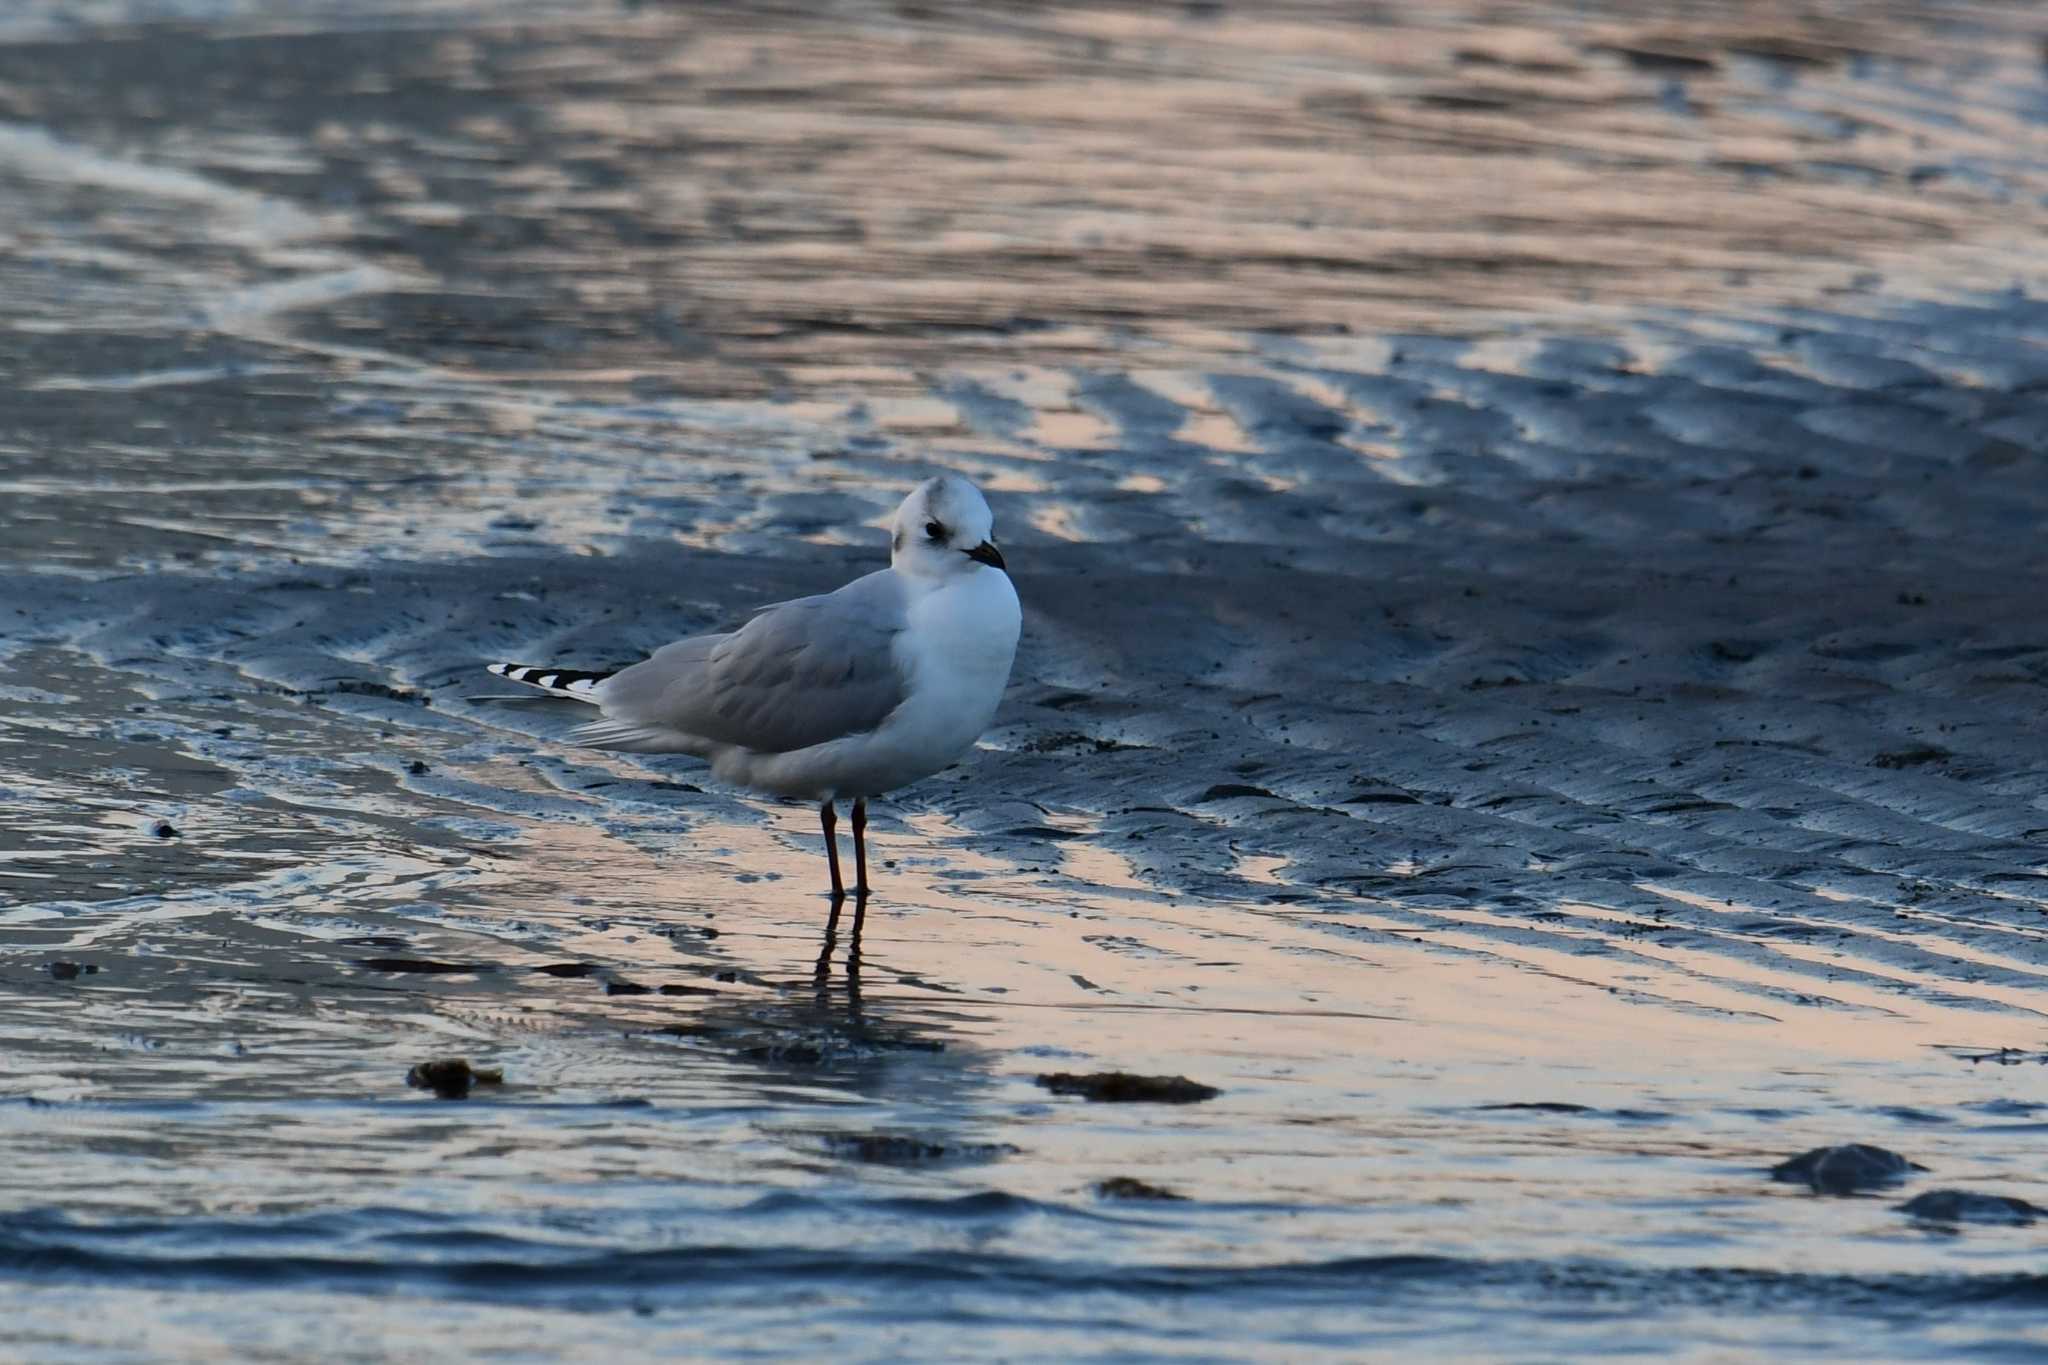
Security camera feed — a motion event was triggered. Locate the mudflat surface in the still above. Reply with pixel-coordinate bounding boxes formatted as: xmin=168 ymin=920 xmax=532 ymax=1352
xmin=4 ymin=2 xmax=2048 ymax=1360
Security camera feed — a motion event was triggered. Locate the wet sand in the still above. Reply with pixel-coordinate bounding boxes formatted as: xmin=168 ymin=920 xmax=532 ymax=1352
xmin=4 ymin=1 xmax=2048 ymax=1359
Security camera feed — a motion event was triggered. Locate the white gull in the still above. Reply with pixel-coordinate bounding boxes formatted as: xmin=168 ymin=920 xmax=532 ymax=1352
xmin=489 ymin=474 xmax=1021 ymax=904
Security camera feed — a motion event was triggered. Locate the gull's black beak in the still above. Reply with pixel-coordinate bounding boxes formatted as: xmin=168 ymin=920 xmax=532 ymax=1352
xmin=963 ymin=540 xmax=1006 ymax=571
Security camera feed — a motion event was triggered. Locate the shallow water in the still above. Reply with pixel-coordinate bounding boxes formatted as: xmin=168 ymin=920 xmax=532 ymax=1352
xmin=5 ymin=1 xmax=2048 ymax=1359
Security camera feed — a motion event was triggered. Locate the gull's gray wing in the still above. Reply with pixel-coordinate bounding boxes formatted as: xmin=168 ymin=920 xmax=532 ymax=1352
xmin=578 ymin=569 xmax=909 ymax=754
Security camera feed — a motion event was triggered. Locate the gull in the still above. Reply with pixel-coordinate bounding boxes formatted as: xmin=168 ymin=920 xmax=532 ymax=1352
xmin=488 ymin=474 xmax=1020 ymax=908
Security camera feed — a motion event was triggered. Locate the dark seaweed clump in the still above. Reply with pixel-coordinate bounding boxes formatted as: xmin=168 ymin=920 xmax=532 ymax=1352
xmin=817 ymin=1133 xmax=1021 ymax=1165
xmin=1480 ymin=1101 xmax=1592 ymax=1114
xmin=1095 ymin=1176 xmax=1188 ymax=1201
xmin=1036 ymin=1072 xmax=1221 ymax=1103
xmin=406 ymin=1058 xmax=505 ymax=1100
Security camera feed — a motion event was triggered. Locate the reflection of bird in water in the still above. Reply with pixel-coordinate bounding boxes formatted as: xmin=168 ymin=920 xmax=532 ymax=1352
xmin=489 ymin=475 xmax=1020 ymax=930
xmin=814 ymin=898 xmax=864 ymax=1014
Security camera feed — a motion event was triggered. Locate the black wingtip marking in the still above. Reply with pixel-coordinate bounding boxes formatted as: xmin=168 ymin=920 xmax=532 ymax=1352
xmin=490 ymin=662 xmax=617 ymax=695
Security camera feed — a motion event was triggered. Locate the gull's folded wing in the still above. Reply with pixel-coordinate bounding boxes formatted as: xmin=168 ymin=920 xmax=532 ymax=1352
xmin=576 ymin=570 xmax=909 ymax=755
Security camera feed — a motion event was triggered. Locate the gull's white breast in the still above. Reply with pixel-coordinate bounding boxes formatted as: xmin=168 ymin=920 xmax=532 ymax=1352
xmin=890 ymin=565 xmax=1021 ymax=765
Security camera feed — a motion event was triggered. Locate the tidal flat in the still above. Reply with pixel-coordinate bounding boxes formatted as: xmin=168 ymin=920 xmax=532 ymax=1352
xmin=4 ymin=2 xmax=2048 ymax=1359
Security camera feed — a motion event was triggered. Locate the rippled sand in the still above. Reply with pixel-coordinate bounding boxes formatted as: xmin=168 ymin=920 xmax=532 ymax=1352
xmin=4 ymin=1 xmax=2048 ymax=1360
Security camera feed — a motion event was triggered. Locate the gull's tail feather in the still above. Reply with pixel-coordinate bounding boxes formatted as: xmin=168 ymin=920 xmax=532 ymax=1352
xmin=569 ymin=717 xmax=713 ymax=755
xmin=487 ymin=661 xmax=614 ymax=702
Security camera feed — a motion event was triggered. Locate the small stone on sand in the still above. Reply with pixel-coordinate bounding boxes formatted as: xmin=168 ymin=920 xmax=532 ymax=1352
xmin=1770 ymin=1143 xmax=1924 ymax=1195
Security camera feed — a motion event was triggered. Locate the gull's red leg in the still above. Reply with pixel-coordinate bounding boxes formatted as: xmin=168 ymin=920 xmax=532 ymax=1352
xmin=851 ymin=797 xmax=872 ymax=899
xmin=820 ymin=800 xmax=845 ymax=903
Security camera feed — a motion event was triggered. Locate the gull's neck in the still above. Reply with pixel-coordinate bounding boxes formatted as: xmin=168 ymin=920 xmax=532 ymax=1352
xmin=888 ymin=562 xmax=972 ymax=596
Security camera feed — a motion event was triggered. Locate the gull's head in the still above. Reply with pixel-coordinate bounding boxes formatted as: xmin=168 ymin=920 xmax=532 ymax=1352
xmin=890 ymin=474 xmax=1006 ymax=580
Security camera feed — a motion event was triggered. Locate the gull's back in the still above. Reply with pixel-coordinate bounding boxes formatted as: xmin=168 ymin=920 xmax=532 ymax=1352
xmin=572 ymin=568 xmax=910 ymax=757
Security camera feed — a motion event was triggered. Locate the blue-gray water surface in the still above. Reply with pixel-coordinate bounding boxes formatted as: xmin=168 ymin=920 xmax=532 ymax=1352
xmin=5 ymin=1 xmax=2048 ymax=1360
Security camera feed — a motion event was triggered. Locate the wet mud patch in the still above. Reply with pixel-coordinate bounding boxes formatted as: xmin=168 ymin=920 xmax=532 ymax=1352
xmin=358 ymin=958 xmax=493 ymax=976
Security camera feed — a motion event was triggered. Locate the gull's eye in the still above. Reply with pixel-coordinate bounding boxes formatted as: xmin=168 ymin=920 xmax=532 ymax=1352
xmin=925 ymin=520 xmax=945 ymax=542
